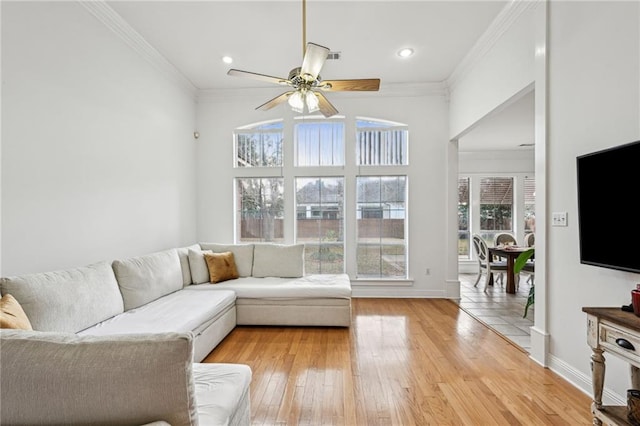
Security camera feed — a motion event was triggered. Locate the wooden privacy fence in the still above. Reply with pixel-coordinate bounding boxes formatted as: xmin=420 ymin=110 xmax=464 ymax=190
xmin=241 ymin=218 xmax=404 ymax=239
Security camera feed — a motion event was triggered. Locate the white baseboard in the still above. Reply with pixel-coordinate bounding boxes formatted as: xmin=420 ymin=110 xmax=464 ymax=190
xmin=547 ymin=353 xmax=626 ymax=406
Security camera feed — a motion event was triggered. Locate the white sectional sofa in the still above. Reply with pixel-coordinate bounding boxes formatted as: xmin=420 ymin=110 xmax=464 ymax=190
xmin=0 ymin=242 xmax=352 ymax=425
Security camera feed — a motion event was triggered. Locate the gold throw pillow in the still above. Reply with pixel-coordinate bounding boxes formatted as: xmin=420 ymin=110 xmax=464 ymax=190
xmin=0 ymin=294 xmax=33 ymax=330
xmin=203 ymin=251 xmax=239 ymax=283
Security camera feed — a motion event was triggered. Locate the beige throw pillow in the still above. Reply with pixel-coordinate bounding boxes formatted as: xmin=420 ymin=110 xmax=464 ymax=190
xmin=0 ymin=294 xmax=33 ymax=330
xmin=203 ymin=252 xmax=239 ymax=283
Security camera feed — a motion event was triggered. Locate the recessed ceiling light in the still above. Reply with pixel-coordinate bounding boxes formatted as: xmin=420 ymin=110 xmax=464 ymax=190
xmin=222 ymin=56 xmax=233 ymax=64
xmin=397 ymin=48 xmax=414 ymax=58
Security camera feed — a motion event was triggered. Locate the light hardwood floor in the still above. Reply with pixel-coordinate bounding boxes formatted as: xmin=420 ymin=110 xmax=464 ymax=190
xmin=204 ymin=298 xmax=592 ymax=425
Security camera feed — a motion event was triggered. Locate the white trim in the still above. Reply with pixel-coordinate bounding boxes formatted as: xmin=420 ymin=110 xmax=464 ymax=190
xmin=352 ymin=289 xmax=446 ymax=298
xmin=78 ymin=0 xmax=197 ymax=98
xmin=447 ymin=0 xmax=539 ymax=91
xmin=198 ymin=82 xmax=448 ymax=103
xmin=351 ymin=278 xmax=414 ymax=287
xmin=547 ymin=353 xmax=626 ymax=406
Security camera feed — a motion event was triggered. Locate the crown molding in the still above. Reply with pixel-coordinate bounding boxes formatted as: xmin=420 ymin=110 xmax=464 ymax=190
xmin=78 ymin=1 xmax=197 ymax=98
xmin=197 ymin=81 xmax=447 ymax=103
xmin=447 ymin=0 xmax=540 ymax=91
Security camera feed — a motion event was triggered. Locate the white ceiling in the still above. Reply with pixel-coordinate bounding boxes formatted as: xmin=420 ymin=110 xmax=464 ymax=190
xmin=107 ymin=0 xmax=533 ymax=151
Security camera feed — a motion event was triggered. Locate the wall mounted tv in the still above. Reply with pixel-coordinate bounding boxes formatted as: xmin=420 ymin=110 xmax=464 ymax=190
xmin=576 ymin=139 xmax=640 ymax=274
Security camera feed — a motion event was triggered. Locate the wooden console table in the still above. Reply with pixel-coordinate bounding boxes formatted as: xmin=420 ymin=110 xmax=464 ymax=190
xmin=582 ymin=307 xmax=640 ymax=425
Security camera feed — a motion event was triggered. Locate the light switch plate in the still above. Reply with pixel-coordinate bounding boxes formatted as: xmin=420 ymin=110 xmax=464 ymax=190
xmin=552 ymin=212 xmax=568 ymax=226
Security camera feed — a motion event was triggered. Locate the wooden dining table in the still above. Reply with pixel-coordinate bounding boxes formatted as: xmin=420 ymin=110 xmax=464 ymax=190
xmin=488 ymin=246 xmax=532 ymax=294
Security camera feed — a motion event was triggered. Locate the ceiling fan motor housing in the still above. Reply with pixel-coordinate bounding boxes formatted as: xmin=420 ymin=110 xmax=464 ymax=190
xmin=288 ymin=67 xmax=320 ymax=88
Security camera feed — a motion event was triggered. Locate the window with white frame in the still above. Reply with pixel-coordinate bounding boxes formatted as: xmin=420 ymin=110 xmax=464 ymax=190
xmin=295 ymin=177 xmax=344 ymax=273
xmin=235 ymin=177 xmax=284 ymax=242
xmin=458 ymin=177 xmax=470 ymax=258
xmin=232 ymin=117 xmax=409 ymax=279
xmin=356 ymin=176 xmax=407 ymax=278
xmin=356 ymin=118 xmax=408 ymax=165
xmin=295 ymin=120 xmax=344 ymax=166
xmin=480 ymin=177 xmax=513 ymax=244
xmin=234 ymin=120 xmax=283 ymax=167
xmin=524 ymin=176 xmax=536 ymax=233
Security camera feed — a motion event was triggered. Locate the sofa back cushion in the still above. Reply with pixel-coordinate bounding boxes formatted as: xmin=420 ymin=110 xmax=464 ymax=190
xmin=252 ymin=243 xmax=305 ymax=278
xmin=0 ymin=330 xmax=198 ymax=426
xmin=0 ymin=261 xmax=124 ymax=333
xmin=113 ymin=249 xmax=183 ymax=311
xmin=199 ymin=243 xmax=254 ymax=277
xmin=176 ymin=244 xmax=200 ymax=286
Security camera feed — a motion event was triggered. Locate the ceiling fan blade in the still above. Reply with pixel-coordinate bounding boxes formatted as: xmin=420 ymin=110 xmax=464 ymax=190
xmin=300 ymin=42 xmax=329 ymax=82
xmin=227 ymin=69 xmax=288 ymax=86
xmin=315 ymin=92 xmax=339 ymax=118
xmin=256 ymin=92 xmax=294 ymax=111
xmin=319 ymin=79 xmax=381 ymax=92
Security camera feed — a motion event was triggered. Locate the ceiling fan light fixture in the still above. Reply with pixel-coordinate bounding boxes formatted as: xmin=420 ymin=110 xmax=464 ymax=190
xmin=288 ymin=91 xmax=305 ymax=113
xmin=305 ymin=91 xmax=320 ymax=113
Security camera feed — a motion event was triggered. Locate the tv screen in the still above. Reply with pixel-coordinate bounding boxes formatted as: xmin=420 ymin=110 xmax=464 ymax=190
xmin=576 ymin=140 xmax=640 ymax=274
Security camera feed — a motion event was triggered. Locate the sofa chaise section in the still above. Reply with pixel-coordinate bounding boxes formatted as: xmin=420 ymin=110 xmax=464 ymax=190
xmin=188 ymin=243 xmax=352 ymax=327
xmin=186 ymin=274 xmax=351 ymax=326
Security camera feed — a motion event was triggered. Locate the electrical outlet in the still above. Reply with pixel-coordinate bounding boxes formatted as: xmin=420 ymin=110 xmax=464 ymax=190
xmin=552 ymin=212 xmax=568 ymax=227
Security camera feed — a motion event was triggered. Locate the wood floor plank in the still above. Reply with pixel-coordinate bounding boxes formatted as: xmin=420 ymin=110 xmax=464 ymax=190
xmin=204 ymin=298 xmax=592 ymax=425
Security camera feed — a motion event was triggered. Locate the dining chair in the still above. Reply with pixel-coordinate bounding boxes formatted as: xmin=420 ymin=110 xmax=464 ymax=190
xmin=524 ymin=232 xmax=535 ymax=247
xmin=494 ymin=232 xmax=518 ymax=247
xmin=471 ymin=234 xmax=508 ymax=292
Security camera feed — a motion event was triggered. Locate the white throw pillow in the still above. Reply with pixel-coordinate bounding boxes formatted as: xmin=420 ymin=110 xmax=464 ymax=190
xmin=252 ymin=244 xmax=305 ymax=278
xmin=187 ymin=249 xmax=213 ymax=284
xmin=176 ymin=244 xmax=200 ymax=286
xmin=199 ymin=243 xmax=254 ymax=277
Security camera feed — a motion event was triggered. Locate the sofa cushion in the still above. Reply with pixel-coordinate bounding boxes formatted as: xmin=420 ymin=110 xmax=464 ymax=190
xmin=0 ymin=294 xmax=32 ymax=330
xmin=199 ymin=243 xmax=254 ymax=277
xmin=186 ymin=274 xmax=352 ymax=299
xmin=204 ymin=252 xmax=239 ymax=283
xmin=193 ymin=363 xmax=252 ymax=425
xmin=188 ymin=248 xmax=213 ymax=284
xmin=176 ymin=244 xmax=200 ymax=286
xmin=252 ymin=243 xmax=305 ymax=278
xmin=113 ymin=249 xmax=183 ymax=311
xmin=0 ymin=261 xmax=124 ymax=333
xmin=78 ymin=288 xmax=236 ymax=338
xmin=0 ymin=330 xmax=198 ymax=426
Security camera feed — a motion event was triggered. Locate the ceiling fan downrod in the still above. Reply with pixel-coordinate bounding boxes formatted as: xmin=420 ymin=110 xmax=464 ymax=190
xmin=302 ymin=0 xmax=307 ymax=58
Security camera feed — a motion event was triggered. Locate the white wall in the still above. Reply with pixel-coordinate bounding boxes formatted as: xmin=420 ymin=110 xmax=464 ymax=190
xmin=449 ymin=5 xmax=535 ymax=140
xmin=1 ymin=2 xmax=198 ymax=275
xmin=196 ymin=87 xmax=451 ymax=297
xmin=459 ymin=150 xmax=534 ymax=174
xmin=450 ymin=0 xmax=640 ymax=404
xmin=546 ymin=0 xmax=640 ymax=402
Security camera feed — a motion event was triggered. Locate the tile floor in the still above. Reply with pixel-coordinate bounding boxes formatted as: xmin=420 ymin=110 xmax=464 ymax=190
xmin=457 ymin=272 xmax=534 ymax=352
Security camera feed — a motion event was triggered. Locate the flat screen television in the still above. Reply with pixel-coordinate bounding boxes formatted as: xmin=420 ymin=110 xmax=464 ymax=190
xmin=576 ymin=139 xmax=640 ymax=274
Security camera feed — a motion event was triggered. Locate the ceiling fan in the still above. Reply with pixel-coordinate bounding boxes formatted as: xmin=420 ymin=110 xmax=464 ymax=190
xmin=226 ymin=0 xmax=380 ymax=118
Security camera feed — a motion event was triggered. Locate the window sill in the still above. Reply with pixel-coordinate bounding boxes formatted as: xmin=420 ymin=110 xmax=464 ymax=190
xmin=351 ymin=278 xmax=414 ymax=287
